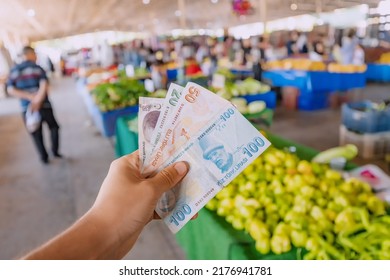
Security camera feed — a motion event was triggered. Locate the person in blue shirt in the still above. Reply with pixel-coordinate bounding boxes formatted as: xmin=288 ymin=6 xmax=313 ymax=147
xmin=7 ymin=46 xmax=61 ymax=164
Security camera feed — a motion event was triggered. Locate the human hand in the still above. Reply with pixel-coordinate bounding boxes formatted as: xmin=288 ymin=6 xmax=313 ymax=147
xmin=30 ymin=95 xmax=43 ymax=112
xmin=87 ymin=150 xmax=193 ymax=259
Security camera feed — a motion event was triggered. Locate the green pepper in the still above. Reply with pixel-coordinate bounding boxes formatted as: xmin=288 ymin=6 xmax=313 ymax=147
xmin=310 ymin=206 xmax=326 ymax=220
xmin=317 ymin=236 xmax=346 ymax=260
xmin=290 ymin=230 xmax=308 ymax=248
xmin=247 ymin=219 xmax=270 ymax=240
xmin=367 ymin=196 xmax=386 ymax=216
xmin=271 ymin=234 xmax=291 ymax=254
xmin=305 ymin=237 xmax=320 ymax=252
xmin=255 ymin=238 xmax=271 ymax=255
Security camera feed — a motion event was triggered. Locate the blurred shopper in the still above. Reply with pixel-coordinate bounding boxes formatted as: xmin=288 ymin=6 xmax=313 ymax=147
xmin=353 ymin=44 xmax=365 ymax=65
xmin=286 ymin=31 xmax=299 ymax=56
xmin=309 ymin=41 xmax=325 ymax=61
xmin=296 ymin=32 xmax=308 ymax=54
xmin=331 ymin=44 xmax=343 ymax=64
xmin=340 ymin=29 xmax=358 ymax=65
xmin=7 ymin=46 xmax=61 ymax=164
xmin=252 ymin=36 xmax=267 ymax=81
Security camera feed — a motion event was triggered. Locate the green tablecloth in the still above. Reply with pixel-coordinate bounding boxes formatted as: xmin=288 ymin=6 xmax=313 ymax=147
xmin=114 ymin=116 xmax=355 ymax=260
xmin=115 ymin=115 xmax=138 ymax=157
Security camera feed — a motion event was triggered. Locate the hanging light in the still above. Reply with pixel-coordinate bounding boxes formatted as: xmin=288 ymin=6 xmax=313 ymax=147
xmin=143 ymin=0 xmax=150 ymax=5
xmin=290 ymin=3 xmax=298 ymax=11
xmin=211 ymin=0 xmax=218 ymax=3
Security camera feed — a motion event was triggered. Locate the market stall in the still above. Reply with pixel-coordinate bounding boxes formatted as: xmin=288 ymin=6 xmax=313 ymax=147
xmin=76 ymin=68 xmax=153 ymax=137
xmin=263 ymin=69 xmax=367 ymax=111
xmin=262 ymin=59 xmax=367 ymax=111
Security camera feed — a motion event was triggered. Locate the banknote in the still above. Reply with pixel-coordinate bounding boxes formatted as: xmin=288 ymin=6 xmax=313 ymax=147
xmin=138 ymin=97 xmax=164 ymax=165
xmin=141 ymin=82 xmax=231 ymax=175
xmin=152 ymin=104 xmax=271 ymax=233
xmin=144 ymin=83 xmax=184 ymax=167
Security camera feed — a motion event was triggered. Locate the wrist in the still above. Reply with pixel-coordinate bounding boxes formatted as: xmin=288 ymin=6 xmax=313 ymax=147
xmin=83 ymin=209 xmax=119 ymax=253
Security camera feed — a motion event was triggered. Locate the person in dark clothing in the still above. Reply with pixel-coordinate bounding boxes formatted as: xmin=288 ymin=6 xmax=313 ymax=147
xmin=286 ymin=31 xmax=299 ymax=56
xmin=7 ymin=46 xmax=61 ymax=164
xmin=253 ymin=36 xmax=267 ymax=81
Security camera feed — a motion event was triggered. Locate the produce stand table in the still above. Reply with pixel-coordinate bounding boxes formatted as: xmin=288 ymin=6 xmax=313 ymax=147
xmin=366 ymin=63 xmax=390 ymax=82
xmin=263 ymin=70 xmax=366 ymax=110
xmin=230 ymin=67 xmax=254 ymax=80
xmin=241 ymin=91 xmax=277 ymax=109
xmin=114 ymin=116 xmax=357 ymax=259
xmin=76 ymin=80 xmax=138 ymax=137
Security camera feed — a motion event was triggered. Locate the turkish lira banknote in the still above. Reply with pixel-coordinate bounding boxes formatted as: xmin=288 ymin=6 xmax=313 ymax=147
xmin=141 ymin=83 xmax=231 ymax=175
xmin=144 ymin=83 xmax=184 ymax=166
xmin=138 ymin=83 xmax=270 ymax=233
xmin=138 ymin=97 xmax=164 ymax=165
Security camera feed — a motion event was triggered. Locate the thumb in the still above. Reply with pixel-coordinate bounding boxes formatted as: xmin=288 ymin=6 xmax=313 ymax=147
xmin=148 ymin=162 xmax=189 ymax=194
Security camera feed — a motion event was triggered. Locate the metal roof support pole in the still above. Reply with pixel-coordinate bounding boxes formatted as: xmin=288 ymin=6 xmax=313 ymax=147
xmin=258 ymin=0 xmax=268 ymax=34
xmin=178 ymin=0 xmax=187 ymax=29
xmin=316 ymin=0 xmax=323 ymax=14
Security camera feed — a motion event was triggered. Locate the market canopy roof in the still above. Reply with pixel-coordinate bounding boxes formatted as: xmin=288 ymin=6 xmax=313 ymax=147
xmin=0 ymin=0 xmax=381 ymax=42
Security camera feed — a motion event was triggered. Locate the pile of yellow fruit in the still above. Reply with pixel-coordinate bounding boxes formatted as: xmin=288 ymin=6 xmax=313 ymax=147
xmin=265 ymin=59 xmax=326 ymax=71
xmin=206 ymin=147 xmax=390 ymax=259
xmin=328 ymin=63 xmax=367 ymax=73
xmin=377 ymin=52 xmax=390 ymax=64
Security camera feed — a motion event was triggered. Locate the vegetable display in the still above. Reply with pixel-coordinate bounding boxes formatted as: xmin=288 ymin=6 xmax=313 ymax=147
xmin=215 ymin=78 xmax=270 ymax=100
xmin=312 ymin=144 xmax=358 ymax=164
xmin=91 ymin=79 xmax=148 ymax=112
xmin=206 ymin=146 xmax=390 ymax=259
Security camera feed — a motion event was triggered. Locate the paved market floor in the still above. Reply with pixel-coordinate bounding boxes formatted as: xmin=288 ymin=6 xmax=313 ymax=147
xmin=0 ymin=78 xmax=389 ymax=260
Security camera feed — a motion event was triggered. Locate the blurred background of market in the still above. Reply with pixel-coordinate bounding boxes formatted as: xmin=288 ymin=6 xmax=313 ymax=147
xmin=1 ymin=0 xmax=390 ymax=260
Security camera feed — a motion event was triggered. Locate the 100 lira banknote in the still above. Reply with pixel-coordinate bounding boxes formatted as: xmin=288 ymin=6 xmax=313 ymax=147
xmin=153 ymin=104 xmax=270 ymax=233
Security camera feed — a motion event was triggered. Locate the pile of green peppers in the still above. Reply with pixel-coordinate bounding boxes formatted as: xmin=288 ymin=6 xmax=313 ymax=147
xmin=206 ymin=147 xmax=390 ymax=260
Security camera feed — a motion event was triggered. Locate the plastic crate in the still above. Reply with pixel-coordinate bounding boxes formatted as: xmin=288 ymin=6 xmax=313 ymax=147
xmin=298 ymin=91 xmax=330 ymax=111
xmin=339 ymin=125 xmax=390 ymax=159
xmin=241 ymin=91 xmax=276 ymax=109
xmin=91 ymin=105 xmax=138 ymax=137
xmin=342 ymin=101 xmax=390 ymax=133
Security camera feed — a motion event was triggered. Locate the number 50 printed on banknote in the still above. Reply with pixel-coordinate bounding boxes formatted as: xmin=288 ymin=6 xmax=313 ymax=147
xmin=155 ymin=104 xmax=270 ymax=233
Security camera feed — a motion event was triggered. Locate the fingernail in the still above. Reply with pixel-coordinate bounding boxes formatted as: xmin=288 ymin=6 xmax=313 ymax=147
xmin=174 ymin=162 xmax=188 ymax=175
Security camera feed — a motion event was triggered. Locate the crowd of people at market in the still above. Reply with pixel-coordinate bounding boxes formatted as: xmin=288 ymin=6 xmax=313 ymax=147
xmin=84 ymin=28 xmax=364 ymax=89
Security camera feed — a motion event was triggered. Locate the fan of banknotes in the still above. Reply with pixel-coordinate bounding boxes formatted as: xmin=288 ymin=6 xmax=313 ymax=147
xmin=138 ymin=82 xmax=271 ymax=233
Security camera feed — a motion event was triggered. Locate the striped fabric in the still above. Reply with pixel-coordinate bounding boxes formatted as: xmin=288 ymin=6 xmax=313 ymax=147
xmin=7 ymin=60 xmax=50 ymax=110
